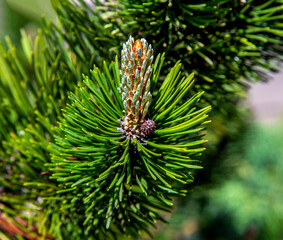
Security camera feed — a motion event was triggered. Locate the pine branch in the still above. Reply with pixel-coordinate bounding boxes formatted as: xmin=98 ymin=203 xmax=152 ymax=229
xmin=49 ymin=0 xmax=283 ymax=104
xmin=0 ymin=31 xmax=210 ymax=239
xmin=0 ymin=0 xmax=283 ymax=239
xmin=47 ymin=37 xmax=210 ymax=239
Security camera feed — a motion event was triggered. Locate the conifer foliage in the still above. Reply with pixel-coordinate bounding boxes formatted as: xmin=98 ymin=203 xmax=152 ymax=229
xmin=51 ymin=0 xmax=283 ymax=103
xmin=49 ymin=36 xmax=210 ymax=238
xmin=0 ymin=0 xmax=282 ymax=239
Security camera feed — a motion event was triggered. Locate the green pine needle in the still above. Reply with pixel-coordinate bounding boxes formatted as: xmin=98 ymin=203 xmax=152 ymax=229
xmin=49 ymin=52 xmax=210 ymax=238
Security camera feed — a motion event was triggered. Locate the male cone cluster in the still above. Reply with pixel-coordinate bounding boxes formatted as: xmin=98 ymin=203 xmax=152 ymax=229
xmin=118 ymin=36 xmax=155 ymax=142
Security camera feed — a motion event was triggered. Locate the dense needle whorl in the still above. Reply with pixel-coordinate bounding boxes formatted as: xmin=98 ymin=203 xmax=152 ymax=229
xmin=118 ymin=36 xmax=154 ymax=141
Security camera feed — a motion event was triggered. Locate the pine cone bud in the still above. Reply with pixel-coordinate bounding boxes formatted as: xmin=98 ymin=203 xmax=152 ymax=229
xmin=140 ymin=119 xmax=156 ymax=137
xmin=118 ymin=36 xmax=155 ymax=142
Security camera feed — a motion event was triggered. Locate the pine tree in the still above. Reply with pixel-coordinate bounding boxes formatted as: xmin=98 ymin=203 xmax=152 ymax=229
xmin=0 ymin=0 xmax=282 ymax=239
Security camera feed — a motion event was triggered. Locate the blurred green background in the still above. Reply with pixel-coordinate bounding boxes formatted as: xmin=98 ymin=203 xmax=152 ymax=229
xmin=0 ymin=0 xmax=54 ymax=42
xmin=1 ymin=0 xmax=283 ymax=239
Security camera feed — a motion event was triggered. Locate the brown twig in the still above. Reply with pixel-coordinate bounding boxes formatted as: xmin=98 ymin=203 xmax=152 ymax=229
xmin=0 ymin=212 xmax=53 ymax=240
